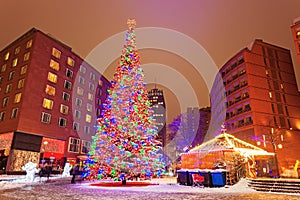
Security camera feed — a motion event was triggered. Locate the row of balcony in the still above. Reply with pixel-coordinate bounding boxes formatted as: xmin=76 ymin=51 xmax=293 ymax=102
xmin=226 ymin=92 xmax=249 ymax=108
xmin=223 ymin=69 xmax=246 ymax=86
xmin=226 ymin=105 xmax=251 ymax=120
xmin=221 ymin=57 xmax=245 ymax=78
xmin=225 ymin=81 xmax=248 ymax=96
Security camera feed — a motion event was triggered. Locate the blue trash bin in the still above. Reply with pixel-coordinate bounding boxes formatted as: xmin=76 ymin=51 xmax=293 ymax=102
xmin=211 ymin=171 xmax=226 ymax=187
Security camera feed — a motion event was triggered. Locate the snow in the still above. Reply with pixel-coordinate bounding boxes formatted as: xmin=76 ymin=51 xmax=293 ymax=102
xmin=1 ymin=175 xmax=300 ymax=200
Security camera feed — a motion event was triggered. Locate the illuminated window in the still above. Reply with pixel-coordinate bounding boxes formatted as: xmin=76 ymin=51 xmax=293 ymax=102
xmin=2 ymin=97 xmax=9 ymax=108
xmin=11 ymin=108 xmax=18 ymax=119
xmin=50 ymin=59 xmax=59 ymax=71
xmin=14 ymin=93 xmax=22 ymax=103
xmin=18 ymin=79 xmax=25 ymax=89
xmin=1 ymin=64 xmax=6 ymax=72
xmin=86 ymin=114 xmax=92 ymax=123
xmin=52 ymin=48 xmax=61 ymax=59
xmin=26 ymin=39 xmax=32 ymax=49
xmin=45 ymin=85 xmax=56 ymax=96
xmin=0 ymin=111 xmax=5 ymax=121
xmin=84 ymin=126 xmax=90 ymax=134
xmin=64 ymin=80 xmax=72 ymax=90
xmin=5 ymin=84 xmax=12 ymax=94
xmin=90 ymin=73 xmax=95 ymax=81
xmin=73 ymin=122 xmax=79 ymax=131
xmin=4 ymin=52 xmax=9 ymax=60
xmin=88 ymin=93 xmax=93 ymax=101
xmin=296 ymin=31 xmax=300 ymax=38
xmin=12 ymin=58 xmax=18 ymax=67
xmin=81 ymin=140 xmax=91 ymax=153
xmin=23 ymin=52 xmax=30 ymax=62
xmin=60 ymin=104 xmax=69 ymax=115
xmin=67 ymin=57 xmax=74 ymax=67
xmin=59 ymin=117 xmax=67 ymax=127
xmin=87 ymin=103 xmax=92 ymax=112
xmin=8 ymin=71 xmax=15 ymax=80
xmin=41 ymin=112 xmax=51 ymax=124
xmin=15 ymin=47 xmax=20 ymax=55
xmin=20 ymin=65 xmax=27 ymax=75
xmin=98 ymin=80 xmax=103 ymax=86
xmin=80 ymin=65 xmax=86 ymax=73
xmin=66 ymin=69 xmax=73 ymax=78
xmin=68 ymin=137 xmax=80 ymax=152
xmin=79 ymin=76 xmax=84 ymax=85
xmin=62 ymin=92 xmax=70 ymax=102
xmin=43 ymin=98 xmax=53 ymax=110
xmin=76 ymin=98 xmax=82 ymax=107
xmin=48 ymin=72 xmax=57 ymax=83
xmin=89 ymin=83 xmax=95 ymax=91
xmin=77 ymin=87 xmax=83 ymax=95
xmin=75 ymin=110 xmax=81 ymax=119
xmin=269 ymin=92 xmax=273 ymax=98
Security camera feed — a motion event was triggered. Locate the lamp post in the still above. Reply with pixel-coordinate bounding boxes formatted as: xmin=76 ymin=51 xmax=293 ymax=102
xmin=42 ymin=141 xmax=48 ymax=162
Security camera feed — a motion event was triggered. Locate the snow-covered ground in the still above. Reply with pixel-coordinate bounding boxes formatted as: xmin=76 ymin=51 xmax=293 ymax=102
xmin=0 ymin=175 xmax=299 ymax=200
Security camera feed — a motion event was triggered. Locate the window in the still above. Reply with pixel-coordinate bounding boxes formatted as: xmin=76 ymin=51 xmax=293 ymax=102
xmin=11 ymin=108 xmax=18 ymax=119
xmin=14 ymin=93 xmax=22 ymax=103
xmin=4 ymin=52 xmax=9 ymax=61
xmin=88 ymin=93 xmax=93 ymax=100
xmin=23 ymin=52 xmax=30 ymax=61
xmin=76 ymin=98 xmax=82 ymax=107
xmin=98 ymin=80 xmax=103 ymax=86
xmin=20 ymin=65 xmax=27 ymax=75
xmin=1 ymin=64 xmax=6 ymax=72
xmin=90 ymin=73 xmax=95 ymax=81
xmin=50 ymin=59 xmax=59 ymax=71
xmin=45 ymin=85 xmax=56 ymax=96
xmin=89 ymin=83 xmax=95 ymax=91
xmin=62 ymin=92 xmax=70 ymax=102
xmin=81 ymin=140 xmax=91 ymax=154
xmin=59 ymin=117 xmax=67 ymax=127
xmin=5 ymin=84 xmax=12 ymax=94
xmin=52 ymin=48 xmax=61 ymax=59
xmin=12 ymin=58 xmax=18 ymax=67
xmin=77 ymin=87 xmax=84 ymax=95
xmin=87 ymin=103 xmax=92 ymax=112
xmin=0 ymin=76 xmax=2 ymax=84
xmin=73 ymin=122 xmax=79 ymax=131
xmin=48 ymin=72 xmax=57 ymax=83
xmin=68 ymin=137 xmax=80 ymax=152
xmin=96 ymin=108 xmax=101 ymax=116
xmin=97 ymin=98 xmax=101 ymax=106
xmin=8 ymin=71 xmax=15 ymax=80
xmin=79 ymin=76 xmax=85 ymax=85
xmin=66 ymin=69 xmax=73 ymax=79
xmin=80 ymin=65 xmax=86 ymax=73
xmin=2 ymin=97 xmax=9 ymax=108
xmin=296 ymin=31 xmax=300 ymax=38
xmin=84 ymin=126 xmax=90 ymax=134
xmin=26 ymin=39 xmax=32 ymax=49
xmin=86 ymin=114 xmax=92 ymax=123
xmin=15 ymin=47 xmax=20 ymax=55
xmin=0 ymin=111 xmax=5 ymax=121
xmin=74 ymin=110 xmax=81 ymax=119
xmin=60 ymin=104 xmax=69 ymax=115
xmin=43 ymin=98 xmax=53 ymax=110
xmin=97 ymin=88 xmax=102 ymax=96
xmin=67 ymin=57 xmax=74 ymax=67
xmin=64 ymin=80 xmax=72 ymax=90
xmin=41 ymin=112 xmax=51 ymax=124
xmin=18 ymin=79 xmax=25 ymax=89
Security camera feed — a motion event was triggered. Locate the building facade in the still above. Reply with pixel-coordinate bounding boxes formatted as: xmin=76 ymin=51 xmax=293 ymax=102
xmin=291 ymin=17 xmax=300 ymax=66
xmin=210 ymin=39 xmax=300 ymax=177
xmin=0 ymin=28 xmax=110 ymax=172
xmin=147 ymin=88 xmax=166 ymax=147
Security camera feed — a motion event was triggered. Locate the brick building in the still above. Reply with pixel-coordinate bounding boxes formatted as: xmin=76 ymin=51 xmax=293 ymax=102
xmin=0 ymin=28 xmax=110 ymax=172
xmin=210 ymin=39 xmax=300 ymax=177
xmin=291 ymin=17 xmax=300 ymax=66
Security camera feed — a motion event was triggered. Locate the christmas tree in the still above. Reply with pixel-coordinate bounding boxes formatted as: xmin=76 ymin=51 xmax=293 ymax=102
xmin=83 ymin=19 xmax=165 ymax=181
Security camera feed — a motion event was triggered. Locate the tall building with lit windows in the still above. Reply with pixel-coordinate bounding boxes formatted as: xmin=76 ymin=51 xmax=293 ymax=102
xmin=147 ymin=88 xmax=166 ymax=147
xmin=0 ymin=28 xmax=110 ymax=173
xmin=210 ymin=39 xmax=300 ymax=177
xmin=291 ymin=17 xmax=300 ymax=67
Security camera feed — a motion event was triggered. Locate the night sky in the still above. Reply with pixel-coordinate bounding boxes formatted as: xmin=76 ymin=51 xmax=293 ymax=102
xmin=1 ymin=0 xmax=299 ymax=123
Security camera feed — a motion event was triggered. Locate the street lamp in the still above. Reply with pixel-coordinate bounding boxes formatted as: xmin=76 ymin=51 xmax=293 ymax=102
xmin=42 ymin=141 xmax=48 ymax=161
